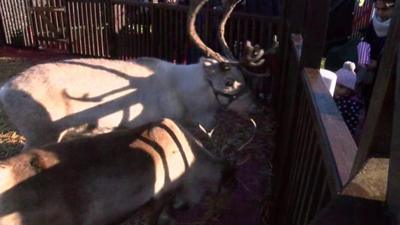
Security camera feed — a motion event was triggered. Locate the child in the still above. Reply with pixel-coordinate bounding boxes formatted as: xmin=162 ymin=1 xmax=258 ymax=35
xmin=334 ymin=62 xmax=364 ymax=138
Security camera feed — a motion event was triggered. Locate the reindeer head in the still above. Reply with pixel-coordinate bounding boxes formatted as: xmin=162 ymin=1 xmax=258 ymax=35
xmin=188 ymin=0 xmax=266 ymax=116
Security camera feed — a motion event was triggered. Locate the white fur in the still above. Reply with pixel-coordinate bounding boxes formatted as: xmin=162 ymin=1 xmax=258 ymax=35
xmin=0 ymin=57 xmax=255 ymax=149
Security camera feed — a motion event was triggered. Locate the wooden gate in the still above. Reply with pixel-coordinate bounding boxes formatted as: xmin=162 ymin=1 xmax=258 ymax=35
xmin=0 ymin=0 xmax=35 ymax=47
xmin=30 ymin=0 xmax=70 ymax=51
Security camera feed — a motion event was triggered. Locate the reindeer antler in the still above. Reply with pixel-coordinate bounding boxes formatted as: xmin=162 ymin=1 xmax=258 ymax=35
xmin=217 ymin=0 xmax=268 ymax=77
xmin=217 ymin=0 xmax=242 ymax=61
xmin=188 ymin=0 xmax=230 ymax=64
xmin=241 ymin=41 xmax=265 ymax=67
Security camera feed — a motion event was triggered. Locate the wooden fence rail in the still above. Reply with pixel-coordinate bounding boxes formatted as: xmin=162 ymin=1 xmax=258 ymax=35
xmin=0 ymin=0 xmax=282 ymax=64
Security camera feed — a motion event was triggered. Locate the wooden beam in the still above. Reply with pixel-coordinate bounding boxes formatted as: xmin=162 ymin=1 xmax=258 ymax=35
xmin=301 ymin=0 xmax=331 ymax=68
xmin=352 ymin=1 xmax=400 ymax=175
xmin=0 ymin=15 xmax=5 ymax=46
xmin=284 ymin=0 xmax=307 ymax=33
xmin=387 ymin=46 xmax=400 ymax=224
xmin=304 ymin=68 xmax=358 ymax=188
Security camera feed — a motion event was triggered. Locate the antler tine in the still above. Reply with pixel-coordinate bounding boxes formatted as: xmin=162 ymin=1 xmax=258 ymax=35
xmin=241 ymin=41 xmax=265 ymax=67
xmin=217 ymin=0 xmax=241 ymax=62
xmin=187 ymin=0 xmax=227 ymax=63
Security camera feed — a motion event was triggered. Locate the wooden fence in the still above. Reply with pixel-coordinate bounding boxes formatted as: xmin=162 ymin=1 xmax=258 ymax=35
xmin=271 ymin=38 xmax=358 ymax=225
xmin=0 ymin=0 xmax=282 ymax=63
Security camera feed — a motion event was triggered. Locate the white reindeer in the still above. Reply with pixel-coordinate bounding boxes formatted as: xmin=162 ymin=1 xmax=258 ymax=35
xmin=0 ymin=0 xmax=266 ymax=149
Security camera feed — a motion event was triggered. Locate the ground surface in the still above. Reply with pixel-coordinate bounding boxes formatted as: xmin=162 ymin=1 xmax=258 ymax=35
xmin=0 ymin=47 xmax=276 ymax=225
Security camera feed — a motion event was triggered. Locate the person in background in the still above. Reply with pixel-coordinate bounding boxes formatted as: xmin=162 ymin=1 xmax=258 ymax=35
xmin=358 ymin=0 xmax=395 ymax=108
xmin=334 ymin=61 xmax=364 ymax=139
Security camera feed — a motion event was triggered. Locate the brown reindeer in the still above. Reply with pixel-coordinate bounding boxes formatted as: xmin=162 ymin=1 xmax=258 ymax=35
xmin=0 ymin=118 xmax=238 ymax=225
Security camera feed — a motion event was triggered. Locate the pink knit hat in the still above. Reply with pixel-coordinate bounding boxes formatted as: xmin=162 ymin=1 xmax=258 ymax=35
xmin=335 ymin=61 xmax=357 ymax=90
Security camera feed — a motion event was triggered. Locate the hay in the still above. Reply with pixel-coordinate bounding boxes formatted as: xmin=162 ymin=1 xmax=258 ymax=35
xmin=0 ymin=57 xmax=28 ymax=159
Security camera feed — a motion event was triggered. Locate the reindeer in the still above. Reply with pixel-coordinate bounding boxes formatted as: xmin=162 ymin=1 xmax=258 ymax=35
xmin=0 ymin=0 xmax=266 ymax=150
xmin=0 ymin=118 xmax=237 ymax=225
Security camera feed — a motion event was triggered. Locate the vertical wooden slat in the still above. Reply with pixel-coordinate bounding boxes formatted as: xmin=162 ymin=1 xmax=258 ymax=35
xmin=267 ymin=23 xmax=273 ymax=48
xmin=15 ymin=0 xmax=28 ymax=46
xmin=75 ymin=0 xmax=81 ymax=54
xmin=123 ymin=3 xmax=127 ymax=59
xmin=5 ymin=0 xmax=16 ymax=44
xmin=114 ymin=3 xmax=120 ymax=57
xmin=140 ymin=5 xmax=145 ymax=57
xmin=303 ymin=152 xmax=324 ymax=225
xmin=84 ymin=1 xmax=90 ymax=55
xmin=126 ymin=4 xmax=131 ymax=59
xmin=295 ymin=136 xmax=319 ymax=225
xmin=79 ymin=0 xmax=89 ymax=55
xmin=290 ymin=109 xmax=314 ymax=225
xmin=158 ymin=7 xmax=162 ymax=58
xmin=4 ymin=0 xmax=13 ymax=44
xmin=164 ymin=8 xmax=169 ymax=60
xmin=98 ymin=1 xmax=105 ymax=56
xmin=106 ymin=1 xmax=114 ymax=58
xmin=42 ymin=0 xmax=50 ymax=47
xmin=179 ymin=10 xmax=184 ymax=63
xmin=48 ymin=0 xmax=55 ymax=48
xmin=0 ymin=11 xmax=5 ymax=45
xmin=251 ymin=18 xmax=257 ymax=44
xmin=92 ymin=0 xmax=99 ymax=56
xmin=173 ymin=9 xmax=178 ymax=63
xmin=22 ymin=0 xmax=33 ymax=46
xmin=9 ymin=0 xmax=19 ymax=45
xmin=243 ymin=16 xmax=248 ymax=44
xmin=0 ymin=0 xmax=10 ymax=44
xmin=59 ymin=0 xmax=67 ymax=50
xmin=73 ymin=1 xmax=80 ymax=53
xmin=283 ymin=92 xmax=308 ymax=224
xmin=235 ymin=17 xmax=241 ymax=56
xmin=88 ymin=0 xmax=95 ymax=56
xmin=145 ymin=4 xmax=150 ymax=57
xmin=67 ymin=0 xmax=75 ymax=53
xmin=52 ymin=0 xmax=58 ymax=49
xmin=259 ymin=21 xmax=265 ymax=53
xmin=129 ymin=3 xmax=134 ymax=58
xmin=315 ymin=175 xmax=329 ymax=212
xmin=132 ymin=4 xmax=137 ymax=58
xmin=75 ymin=1 xmax=83 ymax=54
xmin=128 ymin=4 xmax=133 ymax=58
xmin=30 ymin=0 xmax=40 ymax=47
xmin=164 ymin=8 xmax=174 ymax=62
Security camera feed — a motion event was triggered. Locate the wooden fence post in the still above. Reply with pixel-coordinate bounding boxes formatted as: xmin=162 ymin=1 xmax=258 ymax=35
xmin=107 ymin=0 xmax=117 ymax=58
xmin=285 ymin=0 xmax=307 ymax=33
xmin=0 ymin=15 xmax=5 ymax=46
xmin=301 ymin=0 xmax=331 ymax=68
xmin=387 ymin=46 xmax=400 ymax=225
xmin=352 ymin=1 xmax=400 ymax=176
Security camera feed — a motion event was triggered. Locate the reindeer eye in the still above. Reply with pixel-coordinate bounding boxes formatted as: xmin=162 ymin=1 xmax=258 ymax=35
xmin=225 ymin=80 xmax=234 ymax=87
